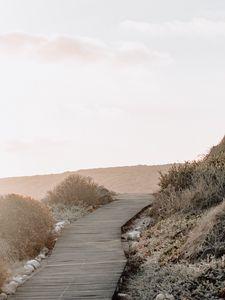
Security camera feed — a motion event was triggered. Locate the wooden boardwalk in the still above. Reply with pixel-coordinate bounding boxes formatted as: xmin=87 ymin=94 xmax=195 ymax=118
xmin=9 ymin=194 xmax=152 ymax=300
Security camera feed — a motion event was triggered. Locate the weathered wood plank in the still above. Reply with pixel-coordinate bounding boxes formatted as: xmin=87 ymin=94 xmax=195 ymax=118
xmin=9 ymin=193 xmax=152 ymax=300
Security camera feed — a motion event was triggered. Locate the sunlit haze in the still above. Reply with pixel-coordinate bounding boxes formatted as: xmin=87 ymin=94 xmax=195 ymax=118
xmin=0 ymin=0 xmax=224 ymax=177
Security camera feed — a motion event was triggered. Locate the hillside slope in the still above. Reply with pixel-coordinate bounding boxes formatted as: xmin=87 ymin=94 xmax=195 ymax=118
xmin=0 ymin=164 xmax=171 ymax=199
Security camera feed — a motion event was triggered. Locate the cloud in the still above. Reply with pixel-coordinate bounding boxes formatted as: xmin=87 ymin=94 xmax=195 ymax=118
xmin=0 ymin=32 xmax=171 ymax=66
xmin=121 ymin=18 xmax=225 ymax=37
xmin=114 ymin=42 xmax=172 ymax=66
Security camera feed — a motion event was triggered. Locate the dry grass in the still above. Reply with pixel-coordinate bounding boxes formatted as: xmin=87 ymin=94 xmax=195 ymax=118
xmin=158 ymin=162 xmax=198 ymax=191
xmin=152 ymin=135 xmax=225 ymax=220
xmin=118 ymin=135 xmax=225 ymax=299
xmin=0 ymin=194 xmax=54 ymax=262
xmin=50 ymin=203 xmax=88 ymax=222
xmin=45 ymin=174 xmax=113 ymax=208
xmin=180 ymin=200 xmax=225 ymax=261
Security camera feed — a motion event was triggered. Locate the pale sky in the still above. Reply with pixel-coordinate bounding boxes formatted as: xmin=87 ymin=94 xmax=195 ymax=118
xmin=0 ymin=0 xmax=224 ymax=177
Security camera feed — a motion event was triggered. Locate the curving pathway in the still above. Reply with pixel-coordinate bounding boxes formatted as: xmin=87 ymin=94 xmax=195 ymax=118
xmin=9 ymin=194 xmax=152 ymax=300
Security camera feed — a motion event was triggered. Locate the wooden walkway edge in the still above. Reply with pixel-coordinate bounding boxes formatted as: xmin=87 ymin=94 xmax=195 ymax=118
xmin=9 ymin=194 xmax=152 ymax=300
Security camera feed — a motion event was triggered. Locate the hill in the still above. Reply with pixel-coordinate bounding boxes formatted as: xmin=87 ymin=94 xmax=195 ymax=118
xmin=0 ymin=164 xmax=171 ymax=199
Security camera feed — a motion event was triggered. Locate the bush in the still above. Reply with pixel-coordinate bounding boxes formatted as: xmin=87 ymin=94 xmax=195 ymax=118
xmin=0 ymin=194 xmax=54 ymax=262
xmin=204 ymin=136 xmax=225 ymax=165
xmin=45 ymin=174 xmax=113 ymax=207
xmin=159 ymin=162 xmax=198 ymax=192
xmin=153 ymin=135 xmax=225 ymax=218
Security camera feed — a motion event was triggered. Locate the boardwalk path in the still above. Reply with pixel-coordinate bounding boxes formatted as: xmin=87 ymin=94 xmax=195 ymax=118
xmin=10 ymin=194 xmax=152 ymax=300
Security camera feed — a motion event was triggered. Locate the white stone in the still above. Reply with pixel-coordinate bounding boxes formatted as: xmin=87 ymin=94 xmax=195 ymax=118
xmin=37 ymin=253 xmax=46 ymax=260
xmin=134 ymin=227 xmax=142 ymax=231
xmin=156 ymin=294 xmax=166 ymax=300
xmin=54 ymin=221 xmax=68 ymax=232
xmin=11 ymin=276 xmax=23 ymax=285
xmin=2 ymin=281 xmax=18 ymax=295
xmin=127 ymin=230 xmax=141 ymax=241
xmin=41 ymin=247 xmax=49 ymax=255
xmin=0 ymin=293 xmax=7 ymax=300
xmin=23 ymin=264 xmax=35 ymax=275
xmin=21 ymin=275 xmax=28 ymax=282
xmin=35 ymin=256 xmax=42 ymax=262
xmin=117 ymin=293 xmax=132 ymax=300
xmin=27 ymin=259 xmax=40 ymax=269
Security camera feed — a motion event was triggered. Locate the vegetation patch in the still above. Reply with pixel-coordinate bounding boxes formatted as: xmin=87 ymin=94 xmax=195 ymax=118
xmin=0 ymin=194 xmax=54 ymax=262
xmin=44 ymin=174 xmax=114 ymax=208
xmin=0 ymin=174 xmax=114 ymax=291
xmin=118 ymin=135 xmax=225 ymax=299
xmin=0 ymin=194 xmax=54 ymax=291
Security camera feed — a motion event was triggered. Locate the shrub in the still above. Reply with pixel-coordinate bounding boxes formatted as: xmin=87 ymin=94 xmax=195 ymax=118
xmin=159 ymin=162 xmax=198 ymax=192
xmin=204 ymin=136 xmax=225 ymax=164
xmin=45 ymin=174 xmax=113 ymax=207
xmin=0 ymin=194 xmax=54 ymax=262
xmin=153 ymin=135 xmax=225 ymax=218
xmin=186 ymin=165 xmax=225 ymax=211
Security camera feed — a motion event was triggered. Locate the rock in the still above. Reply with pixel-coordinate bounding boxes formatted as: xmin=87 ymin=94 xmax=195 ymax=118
xmin=155 ymin=292 xmax=175 ymax=300
xmin=0 ymin=293 xmax=7 ymax=300
xmin=41 ymin=247 xmax=49 ymax=255
xmin=2 ymin=281 xmax=18 ymax=295
xmin=37 ymin=253 xmax=46 ymax=260
xmin=127 ymin=231 xmax=141 ymax=241
xmin=27 ymin=259 xmax=40 ymax=269
xmin=11 ymin=276 xmax=24 ymax=285
xmin=21 ymin=275 xmax=28 ymax=282
xmin=134 ymin=227 xmax=142 ymax=231
xmin=156 ymin=294 xmax=166 ymax=300
xmin=117 ymin=293 xmax=132 ymax=300
xmin=54 ymin=221 xmax=67 ymax=233
xmin=23 ymin=264 xmax=35 ymax=275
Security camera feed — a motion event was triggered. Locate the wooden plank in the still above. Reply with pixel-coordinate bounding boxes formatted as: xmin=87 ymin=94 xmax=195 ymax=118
xmin=9 ymin=193 xmax=152 ymax=300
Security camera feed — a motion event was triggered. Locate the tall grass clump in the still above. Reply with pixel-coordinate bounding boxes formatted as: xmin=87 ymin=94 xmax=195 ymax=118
xmin=152 ymin=135 xmax=225 ymax=219
xmin=0 ymin=194 xmax=54 ymax=262
xmin=45 ymin=174 xmax=113 ymax=208
xmin=180 ymin=199 xmax=225 ymax=261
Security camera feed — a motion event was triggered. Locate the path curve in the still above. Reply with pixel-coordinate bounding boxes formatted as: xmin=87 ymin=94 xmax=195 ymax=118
xmin=9 ymin=193 xmax=152 ymax=300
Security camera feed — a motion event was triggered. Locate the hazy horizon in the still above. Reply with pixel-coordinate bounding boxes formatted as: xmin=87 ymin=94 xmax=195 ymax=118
xmin=0 ymin=0 xmax=224 ymax=177
xmin=0 ymin=163 xmax=174 ymax=179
